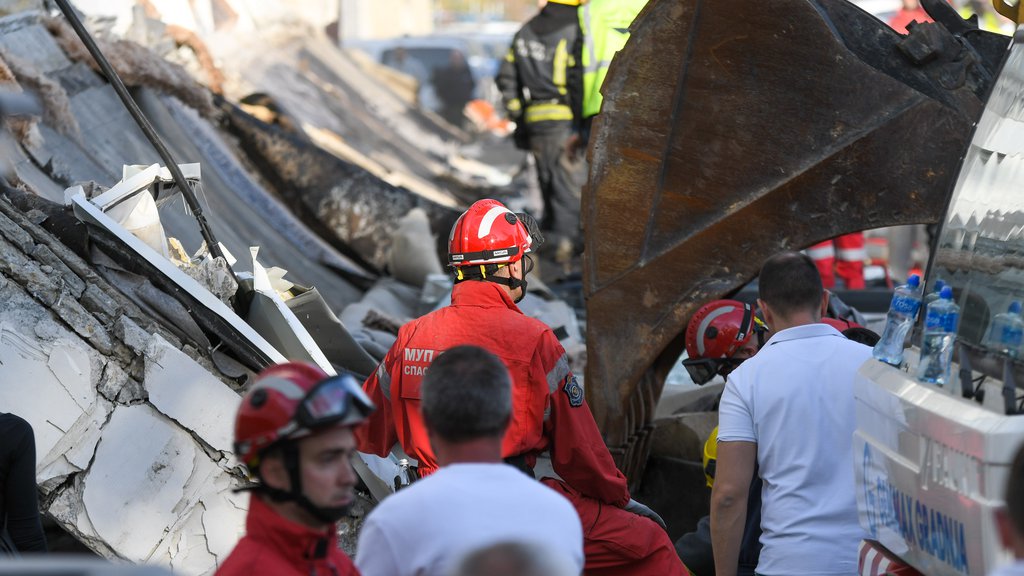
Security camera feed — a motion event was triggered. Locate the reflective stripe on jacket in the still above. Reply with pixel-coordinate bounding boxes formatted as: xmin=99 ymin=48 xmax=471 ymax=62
xmin=578 ymin=0 xmax=648 ymax=119
xmin=495 ymin=3 xmax=581 ymax=126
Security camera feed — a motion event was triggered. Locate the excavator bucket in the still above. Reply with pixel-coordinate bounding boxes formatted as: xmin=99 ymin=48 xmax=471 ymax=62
xmin=583 ymin=0 xmax=1009 ymax=483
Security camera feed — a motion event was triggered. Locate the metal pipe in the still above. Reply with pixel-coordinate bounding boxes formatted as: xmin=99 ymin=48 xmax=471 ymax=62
xmin=52 ymin=0 xmax=225 ymax=261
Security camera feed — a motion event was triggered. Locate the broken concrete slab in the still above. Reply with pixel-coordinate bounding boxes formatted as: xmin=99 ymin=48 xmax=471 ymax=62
xmin=0 ymin=319 xmax=97 ymax=449
xmin=0 ymin=288 xmax=112 ymax=492
xmin=219 ymin=99 xmax=460 ymax=272
xmin=0 ymin=180 xmax=256 ymax=573
xmin=144 ymin=335 xmax=240 ymax=454
xmin=30 ymin=243 xmax=87 ymax=297
xmin=46 ymin=340 xmax=95 ymax=410
xmin=36 ymin=396 xmax=111 ymax=494
xmin=79 ymin=403 xmax=244 ymax=567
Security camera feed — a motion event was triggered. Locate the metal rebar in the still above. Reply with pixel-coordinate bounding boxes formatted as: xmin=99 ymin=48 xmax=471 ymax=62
xmin=53 ymin=0 xmax=225 ymax=261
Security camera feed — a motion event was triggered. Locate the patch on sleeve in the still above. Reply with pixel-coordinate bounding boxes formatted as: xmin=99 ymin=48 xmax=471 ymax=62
xmin=563 ymin=375 xmax=584 ymax=407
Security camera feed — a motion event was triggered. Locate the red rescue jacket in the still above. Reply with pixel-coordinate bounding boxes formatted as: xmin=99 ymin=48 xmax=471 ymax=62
xmin=356 ymin=280 xmax=630 ymax=507
xmin=216 ymin=495 xmax=359 ymax=576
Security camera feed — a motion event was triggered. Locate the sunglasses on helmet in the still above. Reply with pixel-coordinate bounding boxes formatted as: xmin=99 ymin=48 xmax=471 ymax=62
xmin=681 ymin=357 xmax=746 ymax=386
xmin=296 ymin=375 xmax=375 ymax=430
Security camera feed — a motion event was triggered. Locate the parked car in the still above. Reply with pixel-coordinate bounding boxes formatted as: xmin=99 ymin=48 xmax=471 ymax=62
xmin=346 ymin=31 xmax=513 ymax=121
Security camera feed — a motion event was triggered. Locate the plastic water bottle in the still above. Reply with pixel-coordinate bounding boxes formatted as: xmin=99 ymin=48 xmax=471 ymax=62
xmin=872 ymin=274 xmax=922 ymax=366
xmin=985 ymin=301 xmax=1024 ymax=357
xmin=922 ymin=279 xmax=946 ymax=307
xmin=916 ymin=286 xmax=960 ymax=386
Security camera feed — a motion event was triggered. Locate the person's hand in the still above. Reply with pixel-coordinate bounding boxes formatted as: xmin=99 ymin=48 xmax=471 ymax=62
xmin=564 ymin=133 xmax=584 ymax=160
xmin=624 ymin=498 xmax=668 ymax=530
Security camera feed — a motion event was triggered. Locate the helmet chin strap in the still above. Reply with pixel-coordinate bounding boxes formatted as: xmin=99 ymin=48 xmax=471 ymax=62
xmin=257 ymin=442 xmax=352 ymax=525
xmin=486 ymin=273 xmax=527 ymax=302
xmin=454 ymin=263 xmax=528 ymax=302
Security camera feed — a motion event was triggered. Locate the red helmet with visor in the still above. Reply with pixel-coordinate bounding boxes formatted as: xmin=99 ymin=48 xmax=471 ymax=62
xmin=234 ymin=361 xmax=374 ymax=469
xmin=682 ymin=300 xmax=764 ymax=385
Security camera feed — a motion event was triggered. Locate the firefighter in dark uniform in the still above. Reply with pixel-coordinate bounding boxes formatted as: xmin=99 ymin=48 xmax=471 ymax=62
xmin=496 ymin=0 xmax=584 ymax=258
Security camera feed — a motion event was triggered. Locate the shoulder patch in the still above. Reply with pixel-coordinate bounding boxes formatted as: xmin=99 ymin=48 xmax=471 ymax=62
xmin=563 ymin=375 xmax=584 ymax=407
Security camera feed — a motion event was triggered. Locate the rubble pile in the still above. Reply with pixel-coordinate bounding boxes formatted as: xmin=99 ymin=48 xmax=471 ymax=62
xmin=0 ymin=189 xmax=247 ymax=572
xmin=0 ymin=0 xmax=609 ymax=572
xmin=0 ymin=3 xmax=544 ymax=574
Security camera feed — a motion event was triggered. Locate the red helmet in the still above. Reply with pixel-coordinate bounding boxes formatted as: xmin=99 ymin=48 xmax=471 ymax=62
xmin=448 ymin=199 xmax=534 ymax=267
xmin=685 ymin=300 xmax=758 ymax=360
xmin=234 ymin=362 xmax=374 ymax=469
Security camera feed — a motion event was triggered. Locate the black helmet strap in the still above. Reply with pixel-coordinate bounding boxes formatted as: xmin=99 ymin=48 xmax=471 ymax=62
xmin=452 ymin=259 xmax=529 ymax=302
xmin=252 ymin=441 xmax=352 ymax=525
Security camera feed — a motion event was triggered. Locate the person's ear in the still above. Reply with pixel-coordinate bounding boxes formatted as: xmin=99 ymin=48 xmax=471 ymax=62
xmin=821 ymin=290 xmax=831 ymax=319
xmin=259 ymin=453 xmax=289 ymax=491
xmin=757 ymin=299 xmax=774 ymax=330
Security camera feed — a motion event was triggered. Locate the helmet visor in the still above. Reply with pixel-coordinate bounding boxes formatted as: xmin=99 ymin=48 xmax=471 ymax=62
xmin=681 ymin=357 xmax=744 ymax=385
xmin=522 ymin=253 xmax=535 ymax=276
xmin=296 ymin=375 xmax=375 ymax=430
xmin=514 ymin=212 xmax=544 ymax=250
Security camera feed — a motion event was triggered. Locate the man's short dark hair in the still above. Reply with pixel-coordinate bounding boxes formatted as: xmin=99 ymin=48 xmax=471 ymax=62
xmin=1008 ymin=441 xmax=1024 ymax=536
xmin=421 ymin=345 xmax=512 ymax=443
xmin=758 ymin=251 xmax=824 ymax=318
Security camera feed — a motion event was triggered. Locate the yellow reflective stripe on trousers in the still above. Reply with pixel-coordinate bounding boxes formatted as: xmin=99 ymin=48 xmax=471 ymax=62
xmin=525 ymin=103 xmax=573 ymax=123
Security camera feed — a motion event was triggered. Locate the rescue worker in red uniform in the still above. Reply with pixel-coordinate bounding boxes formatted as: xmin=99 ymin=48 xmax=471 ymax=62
xmin=218 ymin=362 xmax=374 ymax=576
xmin=357 ymin=198 xmax=688 ymax=576
xmin=807 ymin=234 xmax=867 ymax=289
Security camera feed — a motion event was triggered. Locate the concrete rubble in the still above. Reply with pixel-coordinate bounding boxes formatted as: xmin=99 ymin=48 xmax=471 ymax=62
xmin=0 ymin=190 xmax=246 ymax=573
xmin=0 ymin=0 xmax=728 ymax=569
xmin=0 ymin=1 xmax=590 ymax=573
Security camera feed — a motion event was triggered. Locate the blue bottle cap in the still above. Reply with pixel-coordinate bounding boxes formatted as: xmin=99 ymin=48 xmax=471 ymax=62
xmin=907 ymin=274 xmax=920 ymax=287
xmin=934 ymin=279 xmax=945 ymax=292
xmin=940 ymin=286 xmax=953 ymax=299
xmin=1010 ymin=301 xmax=1021 ymax=314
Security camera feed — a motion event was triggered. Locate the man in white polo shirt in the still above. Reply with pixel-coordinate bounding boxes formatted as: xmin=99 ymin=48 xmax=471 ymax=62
xmin=711 ymin=251 xmax=871 ymax=576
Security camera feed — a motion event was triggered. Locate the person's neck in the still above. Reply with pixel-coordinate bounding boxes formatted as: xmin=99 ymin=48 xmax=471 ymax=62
xmin=434 ymin=437 xmax=504 ymax=467
xmin=770 ymin=312 xmax=821 ymax=333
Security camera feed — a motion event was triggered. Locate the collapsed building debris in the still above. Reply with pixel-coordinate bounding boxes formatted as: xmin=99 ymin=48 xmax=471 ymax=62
xmin=0 ymin=2 xmax=550 ymax=573
xmin=0 ymin=187 xmax=247 ymax=572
